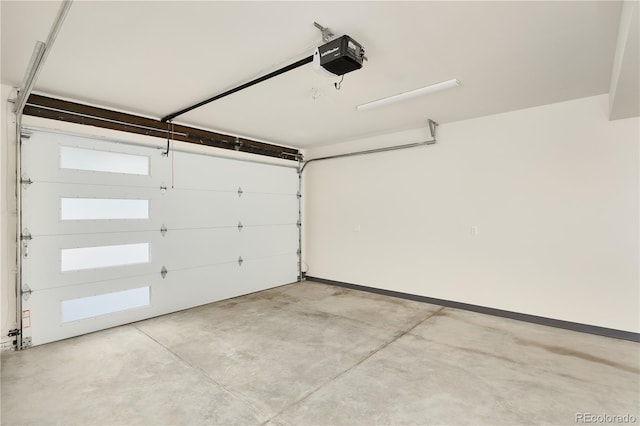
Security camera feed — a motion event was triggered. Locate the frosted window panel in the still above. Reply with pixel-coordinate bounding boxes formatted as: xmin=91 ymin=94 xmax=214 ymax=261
xmin=61 ymin=243 xmax=150 ymax=272
xmin=61 ymin=198 xmax=149 ymax=220
xmin=62 ymin=286 xmax=150 ymax=323
xmin=60 ymin=147 xmax=149 ymax=175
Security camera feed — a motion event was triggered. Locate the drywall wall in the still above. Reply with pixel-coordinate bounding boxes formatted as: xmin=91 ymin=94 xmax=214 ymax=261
xmin=304 ymin=94 xmax=639 ymax=333
xmin=1 ymin=84 xmax=18 ymax=346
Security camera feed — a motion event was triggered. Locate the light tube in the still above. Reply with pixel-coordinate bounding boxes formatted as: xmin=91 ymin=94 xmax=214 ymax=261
xmin=356 ymin=78 xmax=460 ymax=111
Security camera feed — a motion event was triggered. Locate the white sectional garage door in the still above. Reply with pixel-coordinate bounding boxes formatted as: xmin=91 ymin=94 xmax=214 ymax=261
xmin=20 ymin=129 xmax=299 ymax=346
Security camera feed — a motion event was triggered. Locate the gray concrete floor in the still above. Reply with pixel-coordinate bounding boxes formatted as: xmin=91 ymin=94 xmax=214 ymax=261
xmin=2 ymin=281 xmax=639 ymax=425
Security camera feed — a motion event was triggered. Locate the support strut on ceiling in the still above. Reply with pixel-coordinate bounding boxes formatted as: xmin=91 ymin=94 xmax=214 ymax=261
xmin=161 ymin=55 xmax=314 ymax=123
xmin=161 ymin=21 xmax=349 ymax=123
xmin=300 ymin=119 xmax=439 ymax=173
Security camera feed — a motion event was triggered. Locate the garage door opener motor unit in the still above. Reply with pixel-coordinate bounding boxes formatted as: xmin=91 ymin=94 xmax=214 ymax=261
xmin=315 ymin=35 xmax=365 ymax=76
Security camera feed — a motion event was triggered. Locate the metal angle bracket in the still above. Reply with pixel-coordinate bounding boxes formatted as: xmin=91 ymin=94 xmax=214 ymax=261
xmin=428 ymin=119 xmax=438 ymax=139
xmin=314 ymin=22 xmax=336 ymax=43
xmin=21 ymin=173 xmax=33 ymax=190
xmin=21 ymin=284 xmax=32 ymax=301
xmin=21 ymin=229 xmax=32 ymax=259
xmin=161 ymin=266 xmax=168 ymax=279
xmin=160 ymin=224 xmax=168 ymax=237
xmin=237 ymin=256 xmax=243 ymax=267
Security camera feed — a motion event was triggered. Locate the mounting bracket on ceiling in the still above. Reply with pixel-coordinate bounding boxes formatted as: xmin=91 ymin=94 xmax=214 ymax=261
xmin=313 ymin=22 xmax=336 ymax=43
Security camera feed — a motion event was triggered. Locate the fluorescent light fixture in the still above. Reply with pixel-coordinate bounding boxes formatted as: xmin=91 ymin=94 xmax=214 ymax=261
xmin=356 ymin=78 xmax=460 ymax=111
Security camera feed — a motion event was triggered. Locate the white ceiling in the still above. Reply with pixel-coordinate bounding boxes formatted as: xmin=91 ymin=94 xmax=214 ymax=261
xmin=1 ymin=1 xmax=624 ymax=148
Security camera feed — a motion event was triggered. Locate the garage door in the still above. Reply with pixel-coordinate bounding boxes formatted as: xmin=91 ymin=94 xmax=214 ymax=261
xmin=20 ymin=129 xmax=299 ymax=346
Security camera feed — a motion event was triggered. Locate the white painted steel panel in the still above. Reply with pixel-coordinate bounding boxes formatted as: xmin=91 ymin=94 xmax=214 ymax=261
xmin=21 ymin=129 xmax=299 ymax=346
xmin=240 ymin=225 xmax=298 ymax=260
xmin=170 ymin=150 xmax=298 ymax=194
xmin=22 ymin=183 xmax=159 ymax=236
xmin=22 ymin=131 xmax=165 ymax=187
xmin=26 ymin=276 xmax=161 ymax=345
xmin=23 ymin=232 xmax=160 ymax=290
xmin=158 ymin=189 xmax=240 ymax=229
xmin=239 ymin=193 xmax=298 ymax=225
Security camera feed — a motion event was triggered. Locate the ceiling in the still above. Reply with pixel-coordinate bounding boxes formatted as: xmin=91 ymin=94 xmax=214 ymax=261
xmin=0 ymin=1 xmax=625 ymax=148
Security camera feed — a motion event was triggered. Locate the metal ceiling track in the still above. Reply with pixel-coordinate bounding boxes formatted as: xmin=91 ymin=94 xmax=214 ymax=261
xmin=299 ymin=119 xmax=438 ymax=173
xmin=161 ymin=21 xmax=338 ymax=122
xmin=13 ymin=0 xmax=74 ymax=352
xmin=23 ymin=94 xmax=301 ymax=160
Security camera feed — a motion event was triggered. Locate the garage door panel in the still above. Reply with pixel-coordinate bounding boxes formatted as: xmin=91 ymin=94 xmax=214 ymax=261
xmin=240 ymin=193 xmax=298 ymax=225
xmin=27 ymin=276 xmax=160 ymax=346
xmin=22 ymin=232 xmax=160 ymax=290
xmin=22 ymin=131 xmax=168 ymax=187
xmin=22 ymin=183 xmax=161 ymax=235
xmin=239 ymin=253 xmax=298 ymax=288
xmin=156 ymin=228 xmax=240 ymax=270
xmin=240 ymin=225 xmax=298 ymax=260
xmin=157 ymin=255 xmax=297 ymax=312
xmin=171 ymin=152 xmax=241 ymax=191
xmin=171 ymin=151 xmax=298 ymax=195
xmin=158 ymin=189 xmax=240 ymax=229
xmin=235 ymin=161 xmax=299 ymax=195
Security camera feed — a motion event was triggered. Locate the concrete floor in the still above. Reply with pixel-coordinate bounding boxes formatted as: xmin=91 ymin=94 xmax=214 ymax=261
xmin=2 ymin=281 xmax=639 ymax=426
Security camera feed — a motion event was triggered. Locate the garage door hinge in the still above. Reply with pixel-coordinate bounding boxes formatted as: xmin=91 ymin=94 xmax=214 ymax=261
xmin=237 ymin=221 xmax=243 ymax=232
xmin=238 ymin=256 xmax=243 ymax=267
xmin=160 ymin=184 xmax=167 ymax=193
xmin=160 ymin=225 xmax=167 ymax=237
xmin=297 ymin=249 xmax=301 ymax=256
xmin=21 ymin=229 xmax=32 ymax=258
xmin=237 ymin=187 xmax=243 ymax=197
xmin=21 ymin=284 xmax=32 ymax=301
xmin=297 ymin=192 xmax=302 ymax=199
xmin=297 ymin=220 xmax=302 ymax=228
xmin=21 ymin=173 xmax=33 ymax=189
xmin=161 ymin=266 xmax=168 ymax=279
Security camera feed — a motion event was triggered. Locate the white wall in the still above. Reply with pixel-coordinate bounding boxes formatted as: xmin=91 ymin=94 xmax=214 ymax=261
xmin=304 ymin=94 xmax=639 ymax=333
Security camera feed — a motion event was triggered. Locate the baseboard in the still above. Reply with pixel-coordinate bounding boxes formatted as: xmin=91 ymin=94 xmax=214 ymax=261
xmin=306 ymin=276 xmax=640 ymax=343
